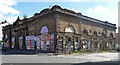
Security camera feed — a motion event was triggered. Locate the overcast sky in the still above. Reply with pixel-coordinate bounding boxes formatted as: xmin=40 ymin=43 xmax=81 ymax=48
xmin=0 ymin=0 xmax=119 ymax=40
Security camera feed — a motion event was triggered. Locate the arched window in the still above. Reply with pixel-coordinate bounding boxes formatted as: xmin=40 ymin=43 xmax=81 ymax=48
xmin=93 ymin=31 xmax=97 ymax=37
xmin=83 ymin=30 xmax=88 ymax=36
xmin=40 ymin=26 xmax=48 ymax=33
xmin=65 ymin=26 xmax=74 ymax=33
xmin=102 ymin=33 xmax=106 ymax=38
xmin=110 ymin=33 xmax=113 ymax=38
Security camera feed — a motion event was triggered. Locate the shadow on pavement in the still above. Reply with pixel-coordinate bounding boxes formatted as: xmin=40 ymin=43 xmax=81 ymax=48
xmin=1 ymin=61 xmax=120 ymax=65
xmin=72 ymin=61 xmax=120 ymax=65
xmin=2 ymin=49 xmax=61 ymax=56
xmin=2 ymin=49 xmax=36 ymax=55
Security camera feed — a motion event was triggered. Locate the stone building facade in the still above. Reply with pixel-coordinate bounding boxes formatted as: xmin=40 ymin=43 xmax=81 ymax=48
xmin=118 ymin=27 xmax=120 ymax=48
xmin=2 ymin=5 xmax=117 ymax=52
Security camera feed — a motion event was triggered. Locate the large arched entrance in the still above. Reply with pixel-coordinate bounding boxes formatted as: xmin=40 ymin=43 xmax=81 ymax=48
xmin=109 ymin=33 xmax=115 ymax=50
xmin=64 ymin=26 xmax=75 ymax=53
xmin=100 ymin=33 xmax=107 ymax=50
xmin=93 ymin=31 xmax=98 ymax=49
xmin=40 ymin=26 xmax=49 ymax=51
xmin=81 ymin=29 xmax=89 ymax=49
xmin=36 ymin=26 xmax=54 ymax=52
xmin=57 ymin=26 xmax=78 ymax=53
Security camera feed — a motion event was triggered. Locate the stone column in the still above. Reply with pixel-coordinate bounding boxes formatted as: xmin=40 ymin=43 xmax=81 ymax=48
xmin=78 ymin=36 xmax=81 ymax=50
xmin=54 ymin=32 xmax=57 ymax=52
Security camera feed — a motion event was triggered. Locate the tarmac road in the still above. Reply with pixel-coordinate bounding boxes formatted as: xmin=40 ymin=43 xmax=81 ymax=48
xmin=1 ymin=49 xmax=120 ymax=65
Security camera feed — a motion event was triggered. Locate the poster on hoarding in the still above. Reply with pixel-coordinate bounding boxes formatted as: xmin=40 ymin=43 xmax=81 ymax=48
xmin=26 ymin=40 xmax=30 ymax=50
xmin=46 ymin=35 xmax=50 ymax=49
xmin=11 ymin=37 xmax=15 ymax=48
xmin=26 ymin=41 xmax=28 ymax=49
xmin=19 ymin=37 xmax=23 ymax=49
xmin=41 ymin=35 xmax=47 ymax=50
xmin=4 ymin=35 xmax=9 ymax=47
xmin=30 ymin=40 xmax=32 ymax=48
xmin=50 ymin=34 xmax=54 ymax=51
xmin=26 ymin=35 xmax=35 ymax=50
xmin=5 ymin=35 xmax=7 ymax=38
xmin=41 ymin=35 xmax=44 ymax=49
xmin=31 ymin=40 xmax=34 ymax=49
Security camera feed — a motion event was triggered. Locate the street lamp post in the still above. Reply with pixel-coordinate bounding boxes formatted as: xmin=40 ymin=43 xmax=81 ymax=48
xmin=24 ymin=18 xmax=28 ymax=50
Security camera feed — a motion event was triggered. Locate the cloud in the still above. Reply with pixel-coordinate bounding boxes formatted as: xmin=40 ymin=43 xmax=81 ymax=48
xmin=0 ymin=0 xmax=16 ymax=6
xmin=0 ymin=4 xmax=20 ymax=15
xmin=0 ymin=0 xmax=20 ymax=40
xmin=86 ymin=5 xmax=118 ymax=32
xmin=87 ymin=5 xmax=108 ymax=14
xmin=107 ymin=12 xmax=118 ymax=32
xmin=0 ymin=0 xmax=20 ymax=23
